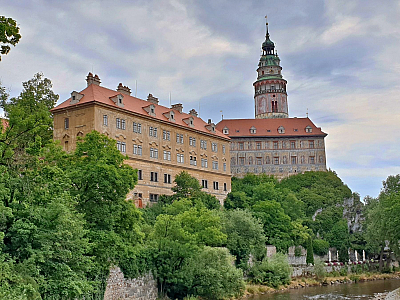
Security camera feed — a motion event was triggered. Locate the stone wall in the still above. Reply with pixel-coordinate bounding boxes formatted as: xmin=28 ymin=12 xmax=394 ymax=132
xmin=103 ymin=266 xmax=158 ymax=300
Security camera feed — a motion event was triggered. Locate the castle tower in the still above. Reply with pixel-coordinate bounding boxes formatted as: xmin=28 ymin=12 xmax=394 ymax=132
xmin=254 ymin=17 xmax=288 ymax=119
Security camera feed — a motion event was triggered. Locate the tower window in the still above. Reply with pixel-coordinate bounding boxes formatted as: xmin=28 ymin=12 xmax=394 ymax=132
xmin=64 ymin=118 xmax=69 ymax=129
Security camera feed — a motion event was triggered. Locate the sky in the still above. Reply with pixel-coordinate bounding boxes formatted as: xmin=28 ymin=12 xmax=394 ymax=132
xmin=1 ymin=0 xmax=400 ymax=199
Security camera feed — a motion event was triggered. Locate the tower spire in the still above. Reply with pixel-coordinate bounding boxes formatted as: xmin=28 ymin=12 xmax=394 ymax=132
xmin=265 ymin=15 xmax=269 ymax=38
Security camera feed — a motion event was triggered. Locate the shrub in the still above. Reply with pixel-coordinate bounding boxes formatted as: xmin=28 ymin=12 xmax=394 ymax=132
xmin=249 ymin=253 xmax=292 ymax=288
xmin=313 ymin=258 xmax=326 ymax=281
xmin=350 ymin=274 xmax=360 ymax=282
xmin=294 ymin=246 xmax=302 ymax=257
xmin=313 ymin=239 xmax=330 ymax=256
xmin=182 ymin=247 xmax=245 ymax=299
xmin=339 ymin=267 xmax=348 ymax=276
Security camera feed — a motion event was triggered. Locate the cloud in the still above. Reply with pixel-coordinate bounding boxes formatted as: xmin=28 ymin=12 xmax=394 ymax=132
xmin=1 ymin=0 xmax=400 ymax=200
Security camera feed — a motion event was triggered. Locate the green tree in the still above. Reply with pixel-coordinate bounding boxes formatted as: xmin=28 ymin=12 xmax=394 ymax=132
xmin=167 ymin=171 xmax=220 ymax=209
xmin=252 ymin=200 xmax=293 ymax=251
xmin=182 ymin=247 xmax=244 ymax=300
xmin=0 ymin=73 xmax=58 ymax=167
xmin=221 ymin=209 xmax=266 ymax=267
xmin=149 ymin=205 xmax=226 ymax=298
xmin=306 ymin=237 xmax=314 ymax=265
xmin=0 ymin=16 xmax=21 ymax=61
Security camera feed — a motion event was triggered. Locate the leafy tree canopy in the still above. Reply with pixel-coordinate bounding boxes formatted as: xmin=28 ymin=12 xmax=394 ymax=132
xmin=0 ymin=16 xmax=21 ymax=61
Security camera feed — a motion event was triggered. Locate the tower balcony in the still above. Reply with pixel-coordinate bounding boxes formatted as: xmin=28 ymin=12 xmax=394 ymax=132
xmin=255 ymin=89 xmax=286 ymax=96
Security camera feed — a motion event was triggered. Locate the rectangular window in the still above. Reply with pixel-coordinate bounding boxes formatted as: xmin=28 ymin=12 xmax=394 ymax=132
xmin=163 ymin=130 xmax=170 ymax=140
xmin=150 ymin=172 xmax=158 ymax=182
xmin=201 ymin=158 xmax=208 ymax=168
xmin=224 ymin=183 xmax=227 ymax=192
xmin=239 ymin=142 xmax=244 ymax=150
xmin=189 ymin=137 xmax=196 ymax=147
xmin=273 ymin=141 xmax=278 ymax=149
xmin=212 ymin=143 xmax=218 ymax=152
xmin=256 ymin=157 xmax=262 ymax=165
xmin=256 ymin=142 xmax=261 ymax=150
xmin=239 ymin=157 xmax=245 ymax=165
xmin=190 ymin=156 xmax=197 ymax=166
xmin=133 ymin=122 xmax=142 ymax=133
xmin=163 ymin=150 xmax=171 ymax=161
xmin=290 ymin=141 xmax=296 ymax=149
xmin=309 ymin=140 xmax=314 ymax=149
xmin=150 ymin=148 xmax=158 ymax=159
xmin=121 ymin=119 xmax=126 ymax=130
xmin=177 ymin=153 xmax=184 ymax=163
xmin=213 ymin=181 xmax=219 ymax=190
xmin=223 ymin=163 xmax=226 ymax=171
xmin=117 ymin=141 xmax=126 ymax=153
xmin=138 ymin=169 xmax=143 ymax=180
xmin=212 ymin=161 xmax=218 ymax=170
xmin=176 ymin=133 xmax=184 ymax=144
xmin=133 ymin=144 xmax=142 ymax=156
xmin=274 ymin=157 xmax=279 ymax=165
xmin=200 ymin=140 xmax=207 ymax=150
xmin=291 ymin=156 xmax=297 ymax=164
xmin=103 ymin=115 xmax=108 ymax=126
xmin=309 ymin=156 xmax=315 ymax=164
xmin=116 ymin=118 xmax=121 ymax=129
xmin=64 ymin=118 xmax=69 ymax=129
xmin=149 ymin=193 xmax=159 ymax=202
xmin=164 ymin=174 xmax=171 ymax=184
xmin=149 ymin=126 xmax=158 ymax=137
xmin=202 ymin=179 xmax=208 ymax=189
xmin=222 ymin=145 xmax=226 ymax=154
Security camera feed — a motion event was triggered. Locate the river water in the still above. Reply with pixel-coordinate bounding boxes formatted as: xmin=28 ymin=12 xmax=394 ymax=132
xmin=249 ymin=279 xmax=400 ymax=300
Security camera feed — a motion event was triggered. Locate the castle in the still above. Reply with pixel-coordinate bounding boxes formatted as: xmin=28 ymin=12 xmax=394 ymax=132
xmin=51 ymin=19 xmax=327 ymax=206
xmin=51 ymin=75 xmax=231 ymax=207
xmin=216 ymin=19 xmax=327 ymax=178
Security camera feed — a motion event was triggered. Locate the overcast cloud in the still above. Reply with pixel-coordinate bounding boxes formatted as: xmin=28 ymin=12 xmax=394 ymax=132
xmin=1 ymin=0 xmax=400 ymax=199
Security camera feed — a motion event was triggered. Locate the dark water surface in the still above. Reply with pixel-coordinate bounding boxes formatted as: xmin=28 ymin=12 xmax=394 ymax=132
xmin=249 ymin=279 xmax=400 ymax=300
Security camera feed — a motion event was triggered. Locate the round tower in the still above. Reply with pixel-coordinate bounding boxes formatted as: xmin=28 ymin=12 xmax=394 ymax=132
xmin=254 ymin=18 xmax=288 ymax=119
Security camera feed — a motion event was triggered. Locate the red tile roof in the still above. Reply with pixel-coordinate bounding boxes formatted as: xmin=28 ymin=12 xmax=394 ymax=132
xmin=51 ymin=83 xmax=228 ymax=139
xmin=216 ymin=118 xmax=327 ymax=138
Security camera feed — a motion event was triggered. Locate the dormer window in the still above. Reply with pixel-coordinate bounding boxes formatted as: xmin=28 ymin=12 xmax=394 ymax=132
xmin=223 ymin=127 xmax=229 ymax=135
xmin=110 ymin=94 xmax=124 ymax=108
xmin=170 ymin=111 xmax=174 ymax=120
xmin=70 ymin=91 xmax=84 ymax=104
xmin=305 ymin=126 xmax=313 ymax=133
xmin=143 ymin=104 xmax=156 ymax=116
xmin=250 ymin=126 xmax=256 ymax=134
xmin=278 ymin=126 xmax=285 ymax=134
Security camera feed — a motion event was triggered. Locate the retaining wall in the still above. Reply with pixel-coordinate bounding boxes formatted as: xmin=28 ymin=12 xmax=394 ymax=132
xmin=103 ymin=266 xmax=158 ymax=300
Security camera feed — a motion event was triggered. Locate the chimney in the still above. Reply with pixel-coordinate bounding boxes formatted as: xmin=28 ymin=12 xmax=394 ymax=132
xmin=147 ymin=94 xmax=159 ymax=105
xmin=189 ymin=109 xmax=198 ymax=117
xmin=117 ymin=83 xmax=131 ymax=95
xmin=91 ymin=74 xmax=101 ymax=86
xmin=86 ymin=72 xmax=94 ymax=86
xmin=208 ymin=119 xmax=212 ymax=124
xmin=171 ymin=103 xmax=183 ymax=113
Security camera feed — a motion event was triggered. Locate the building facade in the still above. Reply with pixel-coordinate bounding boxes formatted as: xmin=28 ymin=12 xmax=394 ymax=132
xmin=51 ymin=73 xmax=231 ymax=206
xmin=216 ymin=19 xmax=327 ymax=178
